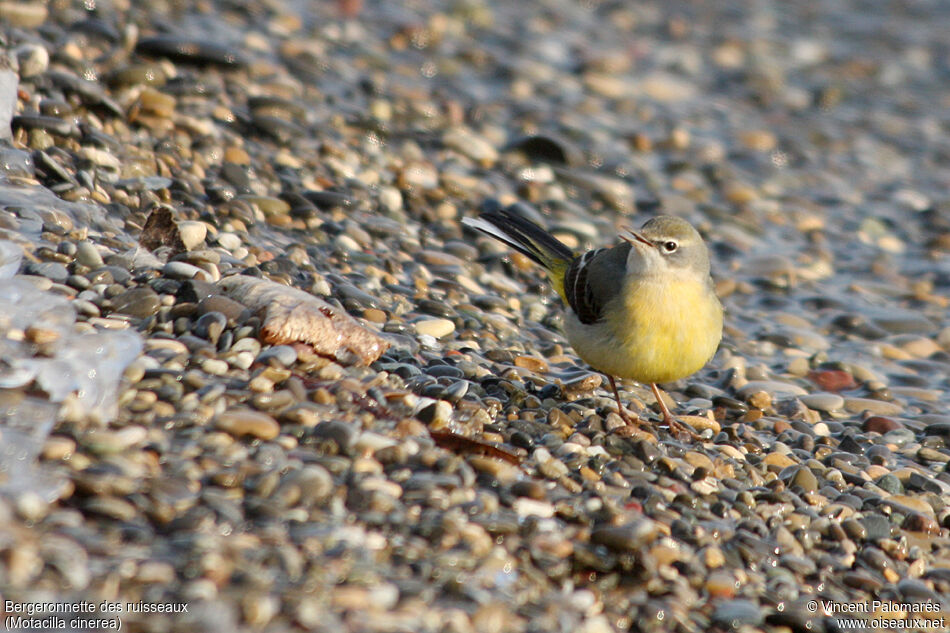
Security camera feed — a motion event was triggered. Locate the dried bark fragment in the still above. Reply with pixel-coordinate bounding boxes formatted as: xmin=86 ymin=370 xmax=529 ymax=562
xmin=430 ymin=429 xmax=523 ymax=464
xmin=218 ymin=275 xmax=388 ymax=366
xmin=139 ymin=205 xmax=186 ymax=253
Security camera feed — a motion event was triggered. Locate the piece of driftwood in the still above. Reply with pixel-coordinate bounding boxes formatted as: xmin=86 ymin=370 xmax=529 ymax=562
xmin=429 ymin=429 xmax=522 ymax=464
xmin=218 ymin=275 xmax=388 ymax=366
xmin=139 ymin=205 xmax=186 ymax=253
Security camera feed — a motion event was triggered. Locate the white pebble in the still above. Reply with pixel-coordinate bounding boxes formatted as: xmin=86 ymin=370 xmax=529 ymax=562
xmin=178 ymin=221 xmax=207 ymax=250
xmin=414 ymin=318 xmax=455 ymax=338
xmin=216 ymin=232 xmax=242 ymax=251
xmin=201 ymin=358 xmax=229 ymax=375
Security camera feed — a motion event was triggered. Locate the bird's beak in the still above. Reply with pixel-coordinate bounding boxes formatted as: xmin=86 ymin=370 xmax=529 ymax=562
xmin=620 ymin=228 xmax=652 ymax=248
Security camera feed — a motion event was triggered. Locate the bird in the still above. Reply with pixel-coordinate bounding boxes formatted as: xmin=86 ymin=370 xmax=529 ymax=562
xmin=463 ymin=206 xmax=723 ymax=438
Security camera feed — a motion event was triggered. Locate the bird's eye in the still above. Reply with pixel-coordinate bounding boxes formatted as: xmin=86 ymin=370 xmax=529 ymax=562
xmin=662 ymin=241 xmax=678 ymax=253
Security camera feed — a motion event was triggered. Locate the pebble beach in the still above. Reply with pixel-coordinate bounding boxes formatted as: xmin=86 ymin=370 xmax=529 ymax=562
xmin=1 ymin=0 xmax=949 ymax=632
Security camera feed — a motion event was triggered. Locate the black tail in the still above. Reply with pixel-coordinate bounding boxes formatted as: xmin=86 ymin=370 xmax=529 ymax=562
xmin=462 ymin=208 xmax=574 ymax=270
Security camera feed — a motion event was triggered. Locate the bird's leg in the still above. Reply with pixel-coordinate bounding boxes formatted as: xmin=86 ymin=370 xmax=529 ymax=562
xmin=607 ymin=375 xmax=651 ymax=433
xmin=650 ymin=383 xmax=700 ymax=440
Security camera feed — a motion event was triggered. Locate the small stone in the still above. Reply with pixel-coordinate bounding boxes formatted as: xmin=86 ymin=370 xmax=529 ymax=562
xmin=363 ymin=308 xmax=386 ymax=323
xmin=875 ymin=474 xmax=903 ymax=494
xmin=808 ymin=369 xmax=858 ymax=392
xmin=216 ymin=232 xmax=242 ymax=251
xmin=468 ymin=456 xmax=520 ymax=484
xmin=216 ymin=409 xmax=280 ymax=440
xmin=138 ymin=87 xmax=176 ymax=117
xmin=863 ymin=416 xmax=902 ymax=434
xmin=14 ymin=43 xmax=49 ymax=79
xmin=164 ymin=261 xmax=209 ymax=280
xmin=512 ymin=497 xmax=554 ymax=518
xmin=706 ymin=571 xmax=739 ymax=600
xmin=136 ymin=561 xmax=176 ymax=584
xmin=194 ymin=311 xmax=227 ymax=344
xmin=42 ymin=435 xmax=76 ymax=460
xmin=843 ymin=397 xmax=902 ymax=416
xmin=704 ymin=546 xmax=726 ymax=568
xmin=15 ymin=492 xmax=49 ymax=522
xmin=312 ymin=420 xmax=358 ymax=454
xmin=202 ymin=358 xmax=229 ymax=375
xmin=83 ymin=497 xmax=137 ymax=521
xmin=871 ymin=311 xmax=935 ymax=335
xmin=334 ymin=234 xmax=361 ymax=252
xmin=590 ymin=519 xmax=662 ymax=551
xmin=443 ymin=126 xmax=499 ymax=165
xmin=917 ymin=447 xmax=949 ymax=463
xmin=763 ymin=453 xmax=797 ymax=469
xmin=800 ymin=393 xmax=844 ymax=411
xmin=178 ymin=221 xmax=207 ymax=250
xmin=789 ymin=466 xmax=818 ymax=492
xmin=860 ymin=515 xmax=893 ymax=540
xmin=738 ymin=129 xmax=777 ymax=152
xmin=683 ymin=451 xmax=714 ymax=471
xmin=680 ymin=414 xmax=720 ymax=433
xmin=413 ymin=317 xmax=455 ymax=338
xmin=902 ymin=513 xmax=940 ymax=534
xmin=513 ymin=355 xmax=549 ymax=373
xmin=747 ymin=390 xmax=772 ymax=409
xmin=737 ymin=381 xmax=808 ymax=399
xmin=111 ymin=287 xmax=161 ymax=319
xmin=197 ymin=295 xmax=247 ymax=323
xmin=0 ymin=2 xmax=49 ymax=28
xmin=416 ymin=400 xmax=452 ymax=425
xmin=711 ymin=600 xmax=763 ymax=628
xmin=841 ymin=519 xmax=867 ymax=541
xmin=256 ymin=345 xmax=298 ymax=367
xmin=923 ymin=421 xmax=950 ymax=437
xmin=884 ymin=495 xmax=935 ymax=517
xmin=75 ymin=240 xmax=105 ymax=268
xmin=24 ymin=261 xmax=68 ymax=284
xmin=83 ymin=426 xmax=147 ymax=454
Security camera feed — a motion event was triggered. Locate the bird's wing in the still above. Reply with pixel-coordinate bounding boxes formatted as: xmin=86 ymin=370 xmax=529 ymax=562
xmin=563 ymin=242 xmax=630 ymax=324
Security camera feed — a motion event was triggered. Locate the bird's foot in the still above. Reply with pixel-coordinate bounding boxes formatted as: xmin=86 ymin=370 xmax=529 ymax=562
xmin=662 ymin=414 xmax=701 ymax=442
xmin=650 ymin=383 xmax=701 ymax=442
xmin=604 ymin=407 xmax=652 ymax=439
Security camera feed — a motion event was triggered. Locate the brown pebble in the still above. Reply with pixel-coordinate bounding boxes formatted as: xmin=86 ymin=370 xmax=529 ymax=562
xmin=216 ymin=408 xmax=280 ymax=440
xmin=773 ymin=419 xmax=792 ymax=434
xmin=42 ymin=435 xmax=76 ymax=460
xmin=468 ymin=456 xmax=520 ymax=484
xmin=808 ymin=369 xmax=857 ymax=392
xmin=762 ymin=452 xmax=797 ymax=470
xmin=863 ymin=416 xmax=902 ymax=434
xmin=514 ymin=355 xmax=549 ymax=373
xmin=703 ymin=546 xmax=725 ymax=568
xmin=224 ymin=146 xmax=251 ymax=164
xmin=510 ymin=479 xmax=547 ymax=500
xmin=738 ymin=129 xmax=777 ymax=151
xmin=362 ymin=308 xmax=387 ymax=323
xmin=680 ymin=414 xmax=720 ymax=433
xmin=312 ymin=387 xmax=334 ymax=405
xmin=705 ymin=570 xmax=736 ymax=598
xmin=902 ymin=513 xmax=940 ymax=534
xmin=684 ymin=451 xmax=714 ymax=471
xmin=137 ymin=87 xmax=176 ymax=117
xmin=741 ymin=409 xmax=763 ymax=423
xmin=747 ymin=390 xmax=772 ymax=410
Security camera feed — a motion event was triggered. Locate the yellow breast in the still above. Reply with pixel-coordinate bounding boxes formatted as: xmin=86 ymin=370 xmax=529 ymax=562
xmin=566 ymin=274 xmax=722 ymax=384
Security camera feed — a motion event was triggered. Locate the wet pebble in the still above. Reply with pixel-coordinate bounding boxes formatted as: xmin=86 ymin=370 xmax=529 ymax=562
xmin=111 ymin=287 xmax=161 ymax=319
xmin=413 ymin=318 xmax=456 ymax=338
xmin=216 ymin=409 xmax=280 ymax=440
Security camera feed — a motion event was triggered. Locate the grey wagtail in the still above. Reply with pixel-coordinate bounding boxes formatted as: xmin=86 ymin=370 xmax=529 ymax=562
xmin=463 ymin=207 xmax=723 ymax=437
